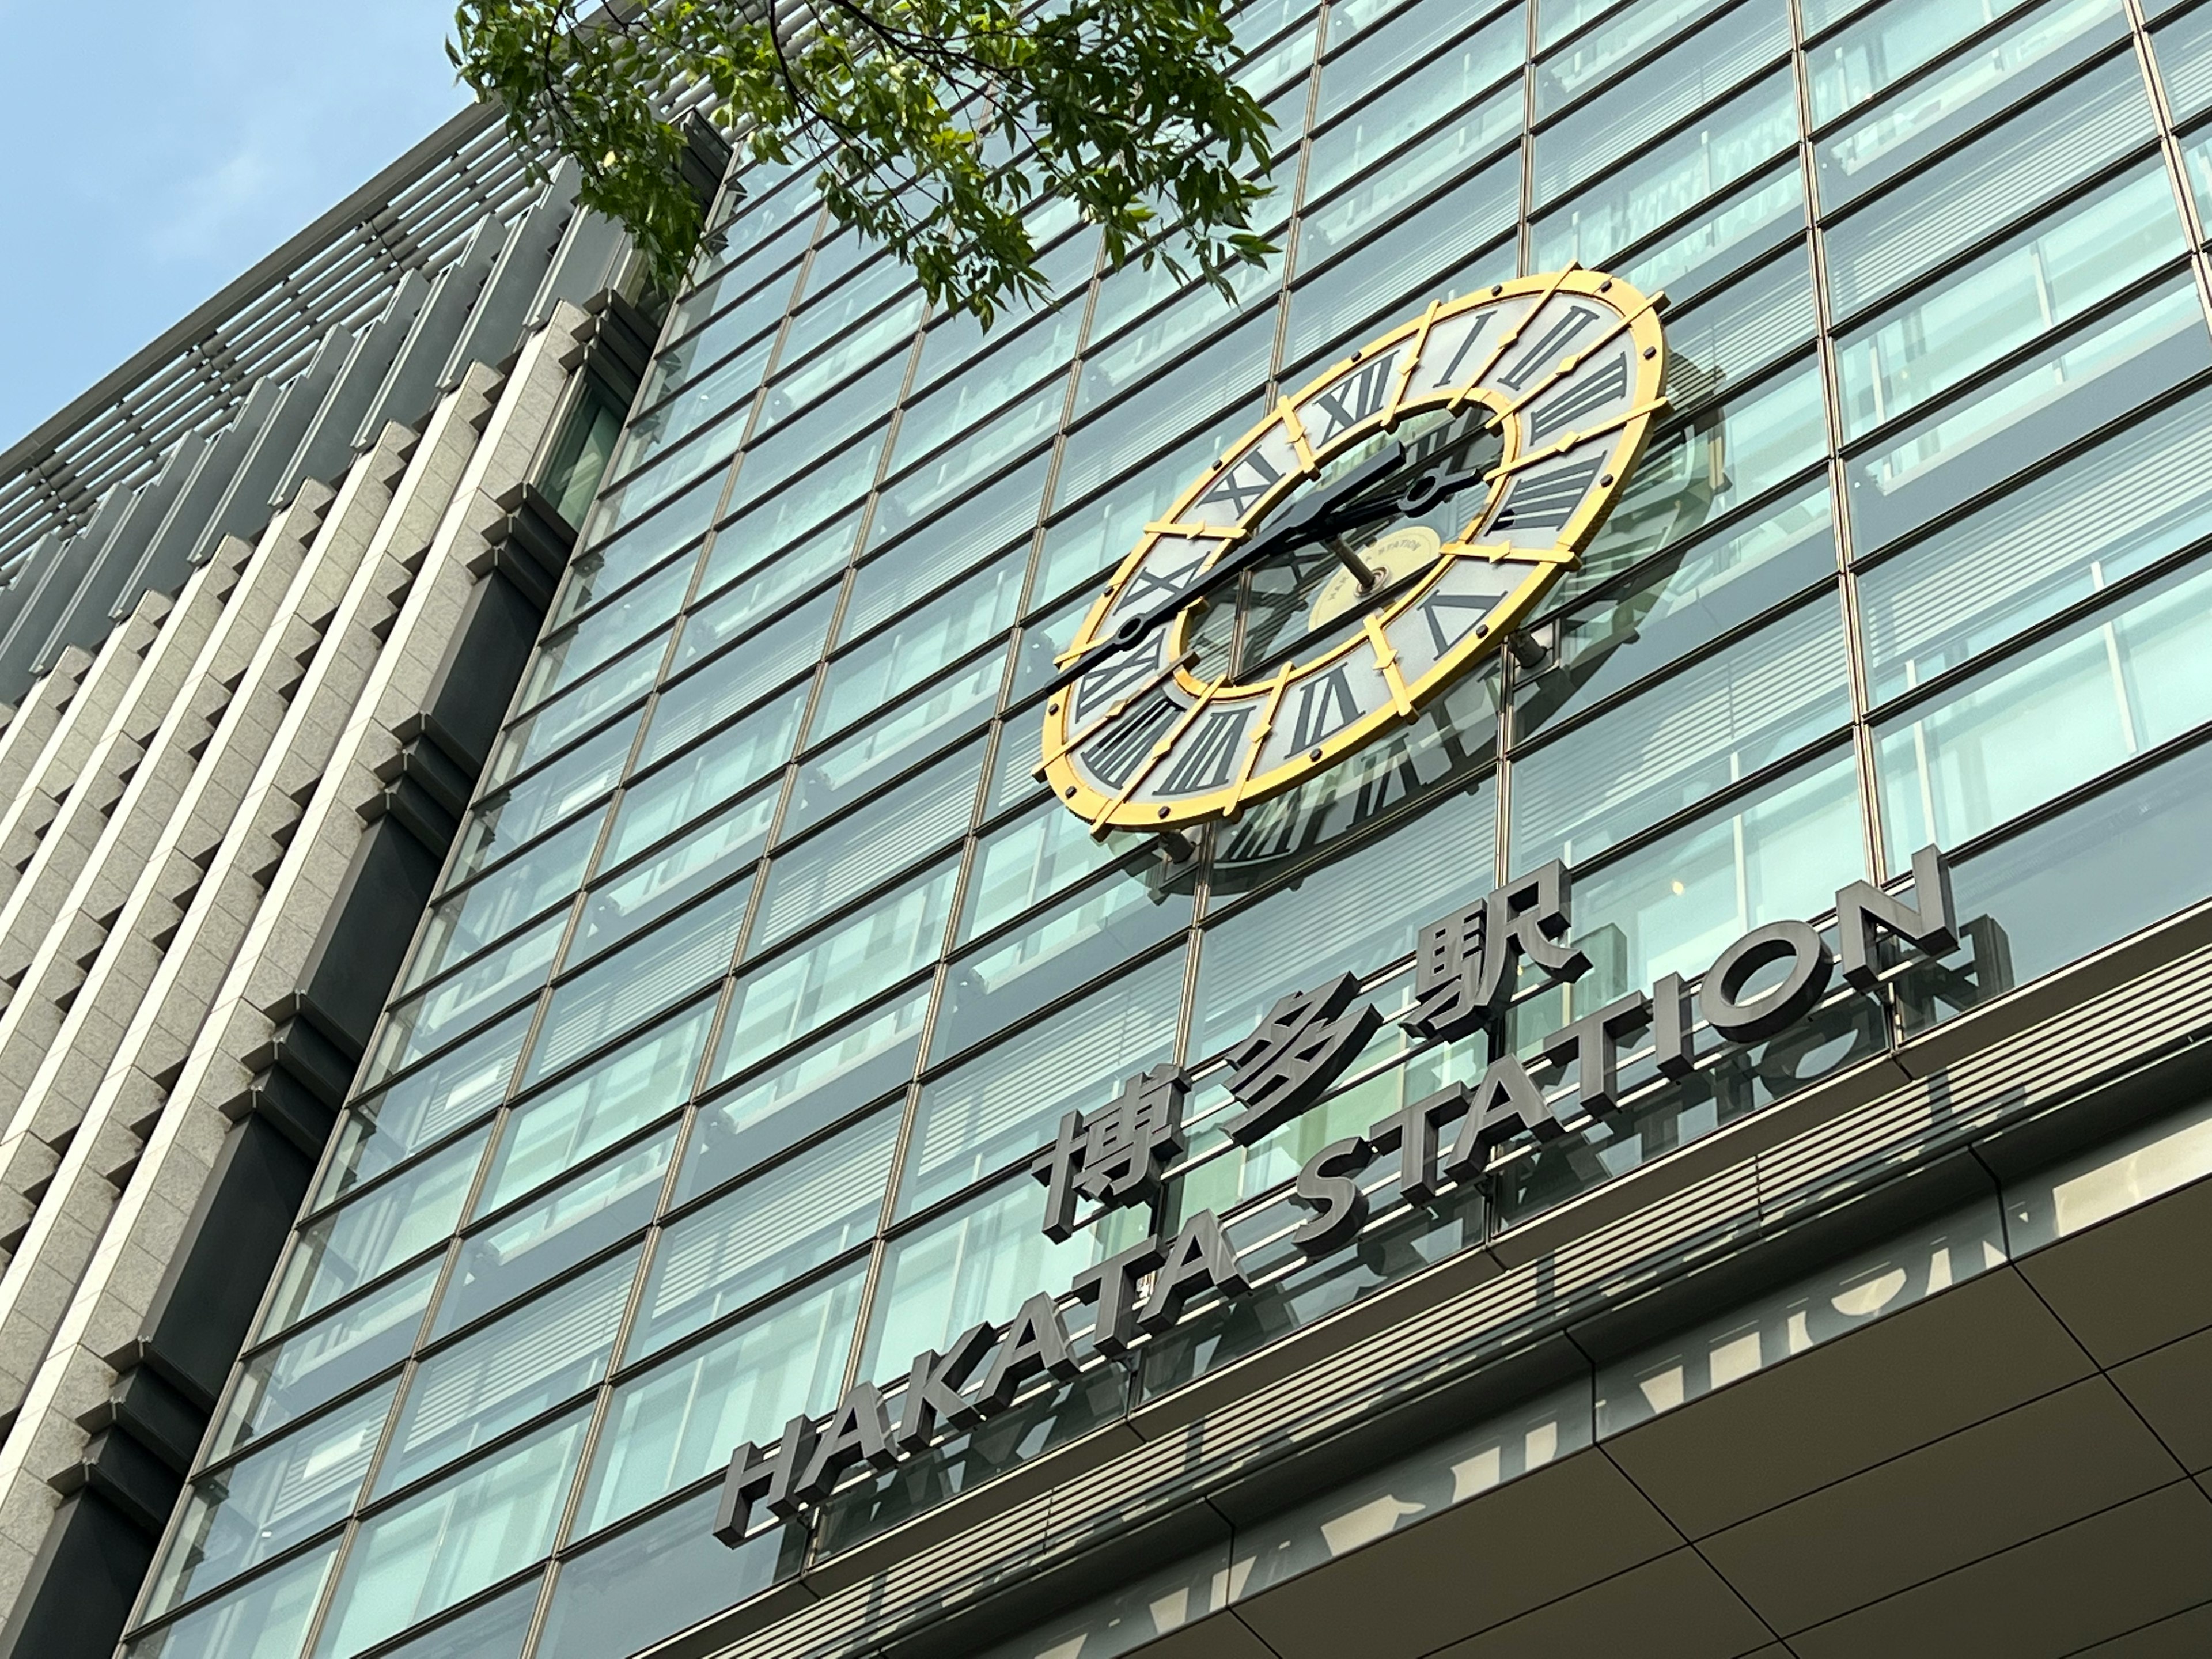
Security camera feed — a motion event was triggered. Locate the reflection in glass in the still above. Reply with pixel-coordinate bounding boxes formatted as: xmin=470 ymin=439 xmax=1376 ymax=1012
xmin=310 ymin=1406 xmax=590 ymax=1659
xmin=1875 ymin=557 xmax=2212 ymax=855
xmin=577 ymin=1266 xmax=862 ymax=1535
xmin=630 ymin=1107 xmax=896 ymax=1357
xmin=438 ymin=1128 xmax=673 ymax=1338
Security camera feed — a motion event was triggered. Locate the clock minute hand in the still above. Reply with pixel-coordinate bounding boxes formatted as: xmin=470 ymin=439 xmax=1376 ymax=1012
xmin=1043 ymin=440 xmax=1408 ymax=699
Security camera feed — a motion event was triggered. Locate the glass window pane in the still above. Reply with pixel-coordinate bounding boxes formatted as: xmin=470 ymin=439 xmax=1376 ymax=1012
xmin=929 ymin=870 xmax=1194 ymax=1064
xmin=448 ymin=722 xmax=630 ymax=889
xmin=577 ymin=1265 xmax=862 ymax=1536
xmin=697 ymin=505 xmax=857 ymax=620
xmin=369 ymin=910 xmax=565 ymax=1081
xmin=687 ymin=984 xmax=931 ymax=1196
xmin=635 ymin=584 xmax=836 ymax=767
xmin=310 ymin=1406 xmax=590 ymax=1659
xmin=672 ymin=567 xmax=836 ymax=684
xmin=1846 ymin=278 xmax=2212 ymax=557
xmin=1874 ymin=556 xmax=2212 ymax=854
xmin=1304 ymin=44 xmax=1522 ymax=208
xmin=897 ymin=305 xmax=1081 ymax=445
xmin=1905 ymin=732 xmax=2212 ymax=1029
xmin=2154 ymin=1 xmax=2212 ymax=120
xmin=520 ymin=554 xmax=697 ymax=714
xmin=146 ymin=1381 xmax=393 ymax=1619
xmin=1835 ymin=163 xmax=2186 ymax=440
xmin=1280 ymin=207 xmax=1516 ymax=392
xmin=315 ymin=1010 xmax=529 ymax=1211
xmin=378 ymin=1253 xmax=634 ymax=1494
xmin=1298 ymin=133 xmax=1519 ymax=276
xmin=900 ymin=947 xmax=1186 ymax=1219
xmin=910 ymin=234 xmax=1096 ymax=395
xmin=1820 ymin=52 xmax=2154 ymax=319
xmin=1657 ymin=244 xmax=1819 ymax=414
xmin=1814 ymin=0 xmax=2126 ymax=211
xmin=1510 ymin=592 xmax=1854 ymax=871
xmin=1537 ymin=0 xmax=1737 ymax=118
xmin=1859 ymin=385 xmax=2212 ymax=704
xmin=122 ymin=1539 xmax=336 ymax=1659
xmin=955 ymin=802 xmax=1149 ymax=948
xmin=1319 ymin=0 xmax=1516 ymax=123
xmin=2179 ymin=122 xmax=2212 ymax=228
xmin=608 ymin=683 xmax=806 ymax=865
xmin=1565 ymin=748 xmax=1867 ymax=1006
xmin=404 ymin=813 xmax=601 ymax=997
xmin=528 ymin=876 xmax=751 ymax=1085
xmin=576 ymin=467 xmax=724 ymax=601
xmin=714 ymin=857 xmax=960 ymax=1079
xmin=480 ymin=998 xmax=715 ymax=1214
xmin=783 ymin=659 xmax=999 ymax=837
xmin=1531 ymin=69 xmax=1800 ymax=285
xmin=872 ymin=382 xmax=1066 ymax=546
xmin=571 ymin=790 xmax=772 ymax=969
xmin=438 ymin=1128 xmax=675 ymax=1338
xmin=858 ymin=1176 xmax=1098 ymax=1377
xmin=812 ymin=548 xmax=1026 ymax=740
xmin=752 ymin=738 xmax=983 ymax=953
xmin=219 ymin=1262 xmax=436 ymax=1461
xmin=630 ymin=1106 xmax=897 ymax=1359
xmin=1808 ymin=0 xmax=2043 ymax=128
xmin=271 ymin=1130 xmax=487 ymax=1331
xmin=777 ymin=257 xmax=926 ymax=391
xmin=844 ymin=453 xmax=1052 ymax=640
xmin=534 ymin=1489 xmax=784 ymax=1659
xmin=614 ymin=338 xmax=768 ymax=486
xmin=1519 ymin=482 xmax=1837 ymax=738
xmin=1532 ymin=0 xmax=1791 ymax=209
xmin=1192 ymin=781 xmax=1494 ymax=1056
xmin=348 ymin=1580 xmax=537 ymax=1659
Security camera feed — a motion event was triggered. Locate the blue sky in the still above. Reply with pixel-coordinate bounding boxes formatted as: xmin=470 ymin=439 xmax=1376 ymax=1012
xmin=0 ymin=0 xmax=471 ymax=451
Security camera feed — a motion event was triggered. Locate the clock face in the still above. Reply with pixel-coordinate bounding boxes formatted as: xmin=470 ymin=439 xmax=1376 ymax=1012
xmin=1041 ymin=267 xmax=1668 ymax=834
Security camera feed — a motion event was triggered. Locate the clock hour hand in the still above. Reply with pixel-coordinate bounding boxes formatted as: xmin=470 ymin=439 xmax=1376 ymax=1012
xmin=1044 ymin=440 xmax=1408 ymax=698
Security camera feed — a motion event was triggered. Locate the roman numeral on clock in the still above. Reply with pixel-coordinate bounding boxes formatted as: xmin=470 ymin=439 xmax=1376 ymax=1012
xmin=1287 ymin=666 xmax=1363 ymax=752
xmin=1195 ymin=449 xmax=1285 ymax=521
xmin=1491 ymin=453 xmax=1605 ymax=537
xmin=1419 ymin=593 xmax=1492 ymax=657
xmin=1160 ymin=706 xmax=1253 ymax=794
xmin=1433 ymin=312 xmax=1495 ymax=387
xmin=1303 ymin=357 xmax=1396 ymax=445
xmin=1526 ymin=355 xmax=1629 ymax=445
xmin=1074 ymin=647 xmax=1167 ymax=721
xmin=1498 ymin=305 xmax=1601 ymax=391
xmin=1083 ymin=696 xmax=1179 ymax=789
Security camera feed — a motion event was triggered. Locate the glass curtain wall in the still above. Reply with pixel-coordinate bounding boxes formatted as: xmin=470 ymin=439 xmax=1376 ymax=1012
xmin=124 ymin=0 xmax=2212 ymax=1655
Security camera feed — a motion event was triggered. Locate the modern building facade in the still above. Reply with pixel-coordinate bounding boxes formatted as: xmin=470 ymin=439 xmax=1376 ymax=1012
xmin=11 ymin=0 xmax=2212 ymax=1655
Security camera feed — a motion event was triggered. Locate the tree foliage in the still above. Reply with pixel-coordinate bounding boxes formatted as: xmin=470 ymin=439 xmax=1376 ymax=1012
xmin=450 ymin=0 xmax=1278 ymax=324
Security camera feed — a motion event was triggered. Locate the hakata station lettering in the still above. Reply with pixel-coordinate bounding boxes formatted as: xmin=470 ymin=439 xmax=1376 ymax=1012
xmin=714 ymin=846 xmax=1957 ymax=1539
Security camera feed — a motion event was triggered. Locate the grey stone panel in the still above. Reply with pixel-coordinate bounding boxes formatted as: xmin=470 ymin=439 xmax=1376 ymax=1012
xmin=118 ymin=378 xmax=283 ymax=615
xmin=271 ymin=267 xmax=432 ymax=507
xmin=349 ymin=220 xmax=501 ymax=451
xmin=186 ymin=328 xmax=351 ymax=567
xmin=434 ymin=163 xmax=582 ymax=394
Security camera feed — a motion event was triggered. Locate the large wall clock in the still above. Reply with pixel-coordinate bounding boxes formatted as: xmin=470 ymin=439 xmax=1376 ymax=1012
xmin=1040 ymin=267 xmax=1667 ymax=835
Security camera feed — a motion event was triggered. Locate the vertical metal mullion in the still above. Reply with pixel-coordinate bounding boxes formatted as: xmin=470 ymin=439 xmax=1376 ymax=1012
xmin=1787 ymin=0 xmax=1882 ymax=885
xmin=1494 ymin=0 xmax=1541 ymax=889
xmin=2123 ymin=0 xmax=2212 ymax=327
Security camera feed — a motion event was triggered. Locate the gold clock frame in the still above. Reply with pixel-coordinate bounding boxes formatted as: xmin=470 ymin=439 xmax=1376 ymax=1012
xmin=1041 ymin=266 xmax=1668 ymax=835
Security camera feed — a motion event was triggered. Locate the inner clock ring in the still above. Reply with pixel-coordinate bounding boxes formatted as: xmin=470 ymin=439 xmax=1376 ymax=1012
xmin=1166 ymin=395 xmax=1516 ymax=694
